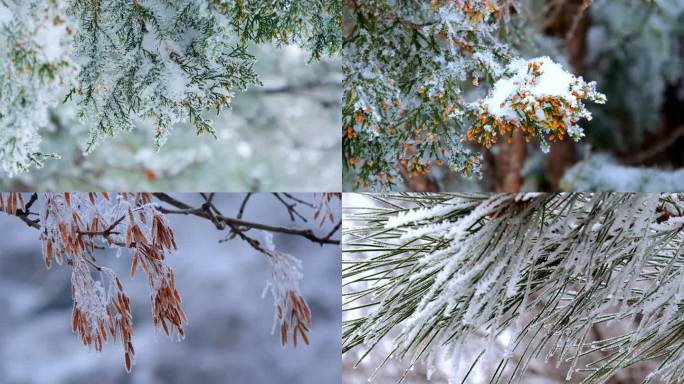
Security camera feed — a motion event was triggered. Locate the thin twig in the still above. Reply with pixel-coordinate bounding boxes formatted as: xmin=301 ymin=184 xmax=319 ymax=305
xmin=322 ymin=221 xmax=342 ymax=242
xmin=15 ymin=193 xmax=40 ymax=229
xmin=153 ymin=193 xmax=340 ymax=245
xmin=237 ymin=192 xmax=253 ymax=219
xmin=272 ymin=193 xmax=308 ymax=222
xmin=78 ymin=215 xmax=126 ymax=237
xmin=282 ymin=193 xmax=315 ymax=207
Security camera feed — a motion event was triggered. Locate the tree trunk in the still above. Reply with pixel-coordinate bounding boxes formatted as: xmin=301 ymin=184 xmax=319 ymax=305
xmin=545 ymin=0 xmax=591 ymax=191
xmin=493 ymin=130 xmax=526 ymax=192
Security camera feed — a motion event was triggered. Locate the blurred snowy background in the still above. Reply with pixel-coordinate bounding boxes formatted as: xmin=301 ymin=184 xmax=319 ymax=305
xmin=0 ymin=45 xmax=341 ymax=191
xmin=0 ymin=193 xmax=341 ymax=384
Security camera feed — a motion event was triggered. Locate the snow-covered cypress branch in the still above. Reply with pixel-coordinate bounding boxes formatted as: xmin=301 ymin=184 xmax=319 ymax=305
xmin=342 ymin=1 xmax=605 ymax=190
xmin=0 ymin=1 xmax=75 ymax=175
xmin=0 ymin=0 xmax=341 ymax=175
xmin=343 ymin=193 xmax=684 ymax=383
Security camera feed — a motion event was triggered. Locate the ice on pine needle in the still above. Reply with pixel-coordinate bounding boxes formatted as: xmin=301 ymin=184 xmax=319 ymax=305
xmin=343 ymin=193 xmax=684 ymax=383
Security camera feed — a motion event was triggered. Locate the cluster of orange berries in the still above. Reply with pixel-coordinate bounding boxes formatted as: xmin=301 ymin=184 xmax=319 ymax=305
xmin=354 ymin=172 xmax=397 ymax=190
xmin=416 ymin=85 xmax=463 ymax=123
xmin=400 ymin=157 xmax=434 ymax=176
xmin=346 ymin=97 xmax=403 ymax=144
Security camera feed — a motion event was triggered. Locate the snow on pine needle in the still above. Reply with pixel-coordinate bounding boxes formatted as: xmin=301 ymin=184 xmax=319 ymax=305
xmin=343 ymin=0 xmax=605 ymax=190
xmin=343 ymin=193 xmax=684 ymax=383
xmin=260 ymin=231 xmax=312 ymax=348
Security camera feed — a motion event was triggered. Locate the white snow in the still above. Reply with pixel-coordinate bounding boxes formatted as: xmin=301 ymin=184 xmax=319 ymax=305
xmin=563 ymin=154 xmax=684 ymax=192
xmin=164 ymin=65 xmax=189 ymax=103
xmin=34 ymin=23 xmax=68 ymax=63
xmin=485 ymin=56 xmax=578 ymax=118
xmin=0 ymin=5 xmax=12 ymax=25
xmin=385 ymin=200 xmax=478 ymax=229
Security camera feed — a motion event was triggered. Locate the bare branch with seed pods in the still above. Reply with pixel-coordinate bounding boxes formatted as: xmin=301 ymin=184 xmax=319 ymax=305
xmin=0 ymin=192 xmax=340 ymax=372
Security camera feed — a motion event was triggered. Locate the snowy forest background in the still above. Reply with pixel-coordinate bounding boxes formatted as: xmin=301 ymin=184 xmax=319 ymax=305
xmin=0 ymin=194 xmax=341 ymax=384
xmin=0 ymin=44 xmax=341 ymax=191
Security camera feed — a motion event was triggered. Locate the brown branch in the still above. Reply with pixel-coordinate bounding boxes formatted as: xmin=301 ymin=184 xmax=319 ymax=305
xmin=77 ymin=215 xmax=126 ymax=237
xmin=272 ymin=193 xmax=308 ymax=222
xmin=3 ymin=209 xmax=130 ymax=249
xmin=152 ymin=193 xmax=340 ymax=245
xmin=3 ymin=193 xmax=340 ymax=248
xmin=322 ymin=221 xmax=342 ymax=242
xmin=14 ymin=192 xmax=40 ymax=229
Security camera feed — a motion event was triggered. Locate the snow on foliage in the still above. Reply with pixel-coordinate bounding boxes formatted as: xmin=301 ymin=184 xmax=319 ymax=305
xmin=563 ymin=154 xmax=684 ymax=192
xmin=343 ymin=1 xmax=605 ymax=190
xmin=0 ymin=1 xmax=341 ymax=175
xmin=343 ymin=193 xmax=684 ymax=383
xmin=582 ymin=0 xmax=684 ymax=150
xmin=0 ymin=1 xmax=75 ymax=175
xmin=470 ymin=57 xmax=605 ymax=153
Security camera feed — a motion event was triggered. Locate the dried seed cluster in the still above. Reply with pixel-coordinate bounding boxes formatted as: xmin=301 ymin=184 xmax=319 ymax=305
xmin=261 ymin=232 xmax=312 ymax=348
xmin=314 ymin=193 xmax=341 ymax=227
xmin=28 ymin=192 xmax=186 ymax=371
xmin=70 ymin=261 xmax=135 ymax=371
xmin=278 ymin=290 xmax=312 ymax=348
xmin=0 ymin=192 xmax=25 ymax=215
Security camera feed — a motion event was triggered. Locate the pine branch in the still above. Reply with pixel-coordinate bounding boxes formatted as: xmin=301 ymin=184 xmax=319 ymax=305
xmin=343 ymin=193 xmax=684 ymax=383
xmin=0 ymin=0 xmax=342 ymax=175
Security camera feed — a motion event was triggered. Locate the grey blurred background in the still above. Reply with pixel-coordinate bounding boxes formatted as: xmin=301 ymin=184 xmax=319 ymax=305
xmin=0 ymin=193 xmax=341 ymax=384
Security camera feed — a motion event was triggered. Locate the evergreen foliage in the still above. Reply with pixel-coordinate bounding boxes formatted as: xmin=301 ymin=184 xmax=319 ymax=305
xmin=343 ymin=193 xmax=684 ymax=383
xmin=342 ymin=1 xmax=605 ymax=190
xmin=0 ymin=0 xmax=341 ymax=175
